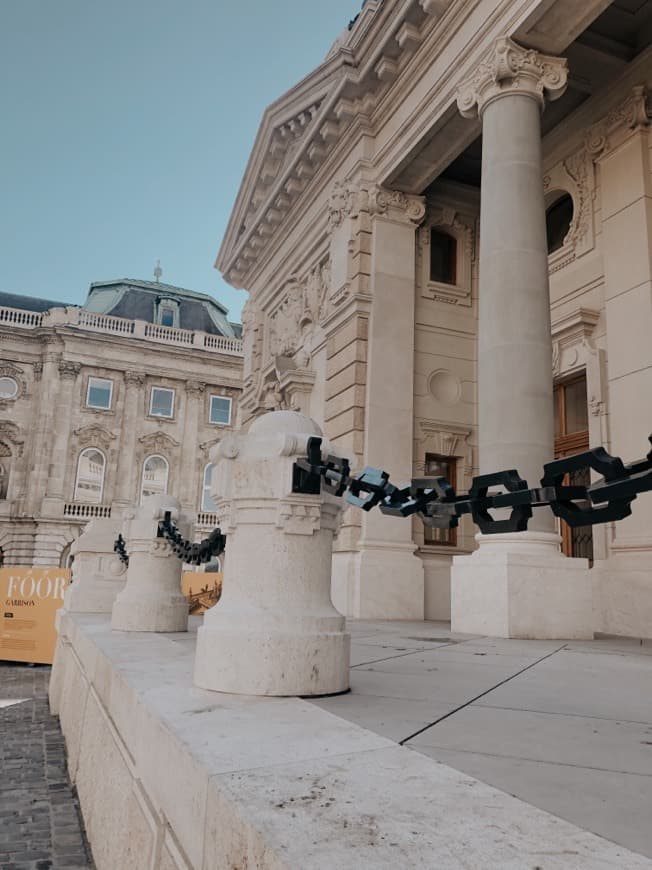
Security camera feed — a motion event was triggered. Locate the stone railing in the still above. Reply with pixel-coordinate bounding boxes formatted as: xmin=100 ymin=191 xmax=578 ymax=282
xmin=196 ymin=511 xmax=219 ymax=528
xmin=63 ymin=503 xmax=112 ymax=519
xmin=0 ymin=306 xmax=44 ymax=328
xmin=0 ymin=305 xmax=243 ymax=357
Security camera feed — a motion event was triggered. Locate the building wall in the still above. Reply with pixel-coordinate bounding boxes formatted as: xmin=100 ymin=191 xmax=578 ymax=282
xmin=0 ymin=308 xmax=243 ymax=566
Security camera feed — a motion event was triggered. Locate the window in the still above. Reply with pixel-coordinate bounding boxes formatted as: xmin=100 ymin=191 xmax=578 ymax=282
xmin=423 ymin=454 xmax=457 ymax=546
xmin=73 ymin=448 xmax=106 ymax=504
xmin=554 ymin=374 xmax=593 ymax=563
xmin=156 ymin=297 xmax=179 ymax=327
xmin=429 ymin=229 xmax=457 ymax=285
xmin=201 ymin=463 xmax=218 ymax=511
xmin=160 ymin=308 xmax=175 ymax=327
xmin=546 ymin=194 xmax=574 ymax=254
xmin=86 ymin=377 xmax=113 ymax=410
xmin=0 ymin=463 xmax=8 ymax=500
xmin=140 ymin=455 xmax=169 ymax=503
xmin=150 ymin=387 xmax=175 ymax=418
xmin=209 ymin=395 xmax=231 ymax=426
xmin=0 ymin=377 xmax=18 ymax=400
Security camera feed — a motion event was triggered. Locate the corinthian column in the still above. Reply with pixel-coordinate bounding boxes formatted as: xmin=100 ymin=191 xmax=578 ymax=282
xmin=451 ymin=37 xmax=593 ymax=639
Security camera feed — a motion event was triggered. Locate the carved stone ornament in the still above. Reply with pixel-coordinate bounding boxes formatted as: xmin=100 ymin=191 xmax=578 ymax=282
xmin=73 ymin=424 xmax=117 ymax=450
xmin=58 ymin=360 xmax=81 ymax=380
xmin=328 ymin=180 xmax=425 ymax=229
xmin=124 ymin=371 xmax=145 ymax=387
xmin=186 ymin=380 xmax=206 ymax=397
xmin=276 ymin=499 xmax=322 ymax=536
xmin=543 ymin=147 xmax=596 ymax=273
xmin=0 ymin=362 xmax=27 ymax=405
xmin=137 ymin=431 xmax=180 ymax=454
xmin=585 ymin=85 xmax=651 ymax=159
xmin=0 ymin=421 xmax=25 ymax=457
xmin=457 ymin=36 xmax=568 ymax=119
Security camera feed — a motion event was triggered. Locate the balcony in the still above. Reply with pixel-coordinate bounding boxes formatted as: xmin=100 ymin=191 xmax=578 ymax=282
xmin=0 ymin=305 xmax=243 ymax=357
xmin=63 ymin=503 xmax=112 ymax=520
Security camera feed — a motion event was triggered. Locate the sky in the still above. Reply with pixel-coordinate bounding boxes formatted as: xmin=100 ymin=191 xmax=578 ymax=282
xmin=0 ymin=0 xmax=361 ymax=322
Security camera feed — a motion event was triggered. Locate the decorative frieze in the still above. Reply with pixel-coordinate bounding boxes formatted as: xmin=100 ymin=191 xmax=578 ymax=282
xmin=457 ymin=37 xmax=568 ymax=119
xmin=585 ymin=85 xmax=650 ymax=159
xmin=58 ymin=360 xmax=81 ymax=380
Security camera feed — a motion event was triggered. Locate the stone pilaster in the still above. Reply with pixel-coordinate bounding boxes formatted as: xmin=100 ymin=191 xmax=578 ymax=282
xmin=451 ymin=38 xmax=592 ymax=639
xmin=114 ymin=371 xmax=144 ymax=507
xmin=180 ymin=380 xmax=204 ymax=512
xmin=42 ymin=360 xmax=81 ymax=514
xmin=27 ymin=345 xmax=61 ymax=516
xmin=328 ymin=182 xmax=426 ymax=619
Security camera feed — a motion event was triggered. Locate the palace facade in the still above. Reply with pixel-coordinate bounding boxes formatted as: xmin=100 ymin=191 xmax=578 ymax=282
xmin=0 ymin=279 xmax=243 ymax=567
xmin=216 ymin=0 xmax=652 ymax=636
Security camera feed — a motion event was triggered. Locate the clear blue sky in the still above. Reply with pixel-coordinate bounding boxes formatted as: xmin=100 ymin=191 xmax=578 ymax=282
xmin=0 ymin=1 xmax=360 ymax=322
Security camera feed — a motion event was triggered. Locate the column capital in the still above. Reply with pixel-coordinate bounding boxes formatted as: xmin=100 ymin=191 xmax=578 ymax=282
xmin=328 ymin=180 xmax=425 ymax=229
xmin=58 ymin=360 xmax=81 ymax=380
xmin=457 ymin=36 xmax=567 ymax=120
xmin=124 ymin=370 xmax=145 ymax=387
xmin=368 ymin=185 xmax=426 ymax=225
xmin=186 ymin=380 xmax=206 ymax=397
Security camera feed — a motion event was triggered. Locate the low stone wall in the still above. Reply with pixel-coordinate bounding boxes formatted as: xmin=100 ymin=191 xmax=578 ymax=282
xmin=50 ymin=612 xmax=652 ymax=869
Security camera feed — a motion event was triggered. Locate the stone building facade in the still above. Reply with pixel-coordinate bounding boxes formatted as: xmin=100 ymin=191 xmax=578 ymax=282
xmin=0 ymin=279 xmax=243 ymax=567
xmin=216 ymin=0 xmax=652 ymax=636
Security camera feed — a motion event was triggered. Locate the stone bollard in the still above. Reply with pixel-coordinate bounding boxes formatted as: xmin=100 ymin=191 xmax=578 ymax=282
xmin=111 ymin=494 xmax=188 ymax=632
xmin=193 ymin=410 xmax=350 ymax=697
xmin=63 ymin=516 xmax=127 ymax=613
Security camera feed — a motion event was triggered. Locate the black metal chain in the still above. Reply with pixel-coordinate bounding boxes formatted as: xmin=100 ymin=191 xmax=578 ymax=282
xmin=113 ymin=534 xmax=129 ymax=566
xmin=157 ymin=512 xmax=226 ymax=565
xmin=293 ymin=435 xmax=652 ymax=535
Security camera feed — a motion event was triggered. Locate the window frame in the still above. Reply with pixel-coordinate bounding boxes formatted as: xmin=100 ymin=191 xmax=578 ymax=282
xmin=429 ymin=228 xmax=458 ymax=286
xmin=149 ymin=386 xmax=175 ymax=419
xmin=0 ymin=377 xmax=19 ymax=400
xmin=422 ymin=453 xmax=458 ymax=548
xmin=209 ymin=394 xmax=232 ymax=426
xmin=140 ymin=454 xmax=169 ymax=504
xmin=86 ymin=376 xmax=114 ymax=411
xmin=73 ymin=447 xmax=106 ymax=504
xmin=200 ymin=462 xmax=218 ymax=512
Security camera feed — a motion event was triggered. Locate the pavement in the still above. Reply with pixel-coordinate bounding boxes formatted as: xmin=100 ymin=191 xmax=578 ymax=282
xmin=310 ymin=620 xmax=652 ymax=862
xmin=0 ymin=663 xmax=93 ymax=870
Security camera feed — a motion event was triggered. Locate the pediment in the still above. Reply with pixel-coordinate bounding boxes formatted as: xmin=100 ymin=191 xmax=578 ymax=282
xmin=138 ymin=431 xmax=180 ymax=453
xmin=73 ymin=424 xmax=117 ymax=449
xmin=217 ymin=1 xmax=455 ymax=288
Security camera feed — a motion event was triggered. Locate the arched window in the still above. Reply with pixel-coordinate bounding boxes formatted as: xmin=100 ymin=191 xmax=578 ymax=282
xmin=0 ymin=462 xmax=8 ymax=500
xmin=141 ymin=455 xmax=169 ymax=503
xmin=74 ymin=448 xmax=106 ymax=504
xmin=546 ymin=193 xmax=574 ymax=254
xmin=430 ymin=229 xmax=457 ymax=285
xmin=201 ymin=463 xmax=218 ymax=512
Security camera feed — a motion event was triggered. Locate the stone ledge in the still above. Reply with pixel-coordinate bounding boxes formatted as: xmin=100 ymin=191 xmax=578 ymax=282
xmin=50 ymin=612 xmax=652 ymax=869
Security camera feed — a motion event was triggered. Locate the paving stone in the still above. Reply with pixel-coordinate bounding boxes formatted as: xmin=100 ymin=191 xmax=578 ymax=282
xmin=0 ymin=663 xmax=94 ymax=869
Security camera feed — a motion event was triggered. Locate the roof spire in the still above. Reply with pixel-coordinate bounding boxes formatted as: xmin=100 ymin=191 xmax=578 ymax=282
xmin=154 ymin=259 xmax=163 ymax=283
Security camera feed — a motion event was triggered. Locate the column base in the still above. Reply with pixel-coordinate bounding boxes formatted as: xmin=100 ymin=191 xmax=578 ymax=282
xmin=194 ymin=613 xmax=350 ymax=696
xmin=592 ymin=549 xmax=652 ymax=639
xmin=332 ymin=543 xmax=425 ymax=619
xmin=111 ymin=593 xmax=188 ymax=633
xmin=451 ymin=532 xmax=593 ymax=639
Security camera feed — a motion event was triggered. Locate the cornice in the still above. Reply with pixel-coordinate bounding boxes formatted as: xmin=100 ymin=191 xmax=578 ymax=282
xmin=217 ymin=0 xmax=455 ymax=288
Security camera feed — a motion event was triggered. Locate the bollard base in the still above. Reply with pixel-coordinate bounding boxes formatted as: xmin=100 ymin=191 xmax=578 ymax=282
xmin=111 ymin=595 xmax=188 ymax=633
xmin=194 ymin=625 xmax=350 ymax=696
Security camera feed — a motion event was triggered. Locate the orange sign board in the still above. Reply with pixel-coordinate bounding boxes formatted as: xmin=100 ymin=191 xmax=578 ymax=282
xmin=182 ymin=572 xmax=222 ymax=616
xmin=1 ymin=567 xmax=70 ymax=665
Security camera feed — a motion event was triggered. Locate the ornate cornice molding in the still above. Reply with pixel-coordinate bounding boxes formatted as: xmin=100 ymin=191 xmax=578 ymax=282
xmin=328 ymin=181 xmax=425 ymax=230
xmin=58 ymin=360 xmax=81 ymax=380
xmin=457 ymin=37 xmax=568 ymax=120
xmin=585 ymin=84 xmax=651 ymax=159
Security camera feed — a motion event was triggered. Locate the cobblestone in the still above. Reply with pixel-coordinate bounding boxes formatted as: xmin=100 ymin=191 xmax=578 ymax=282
xmin=0 ymin=663 xmax=93 ymax=870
